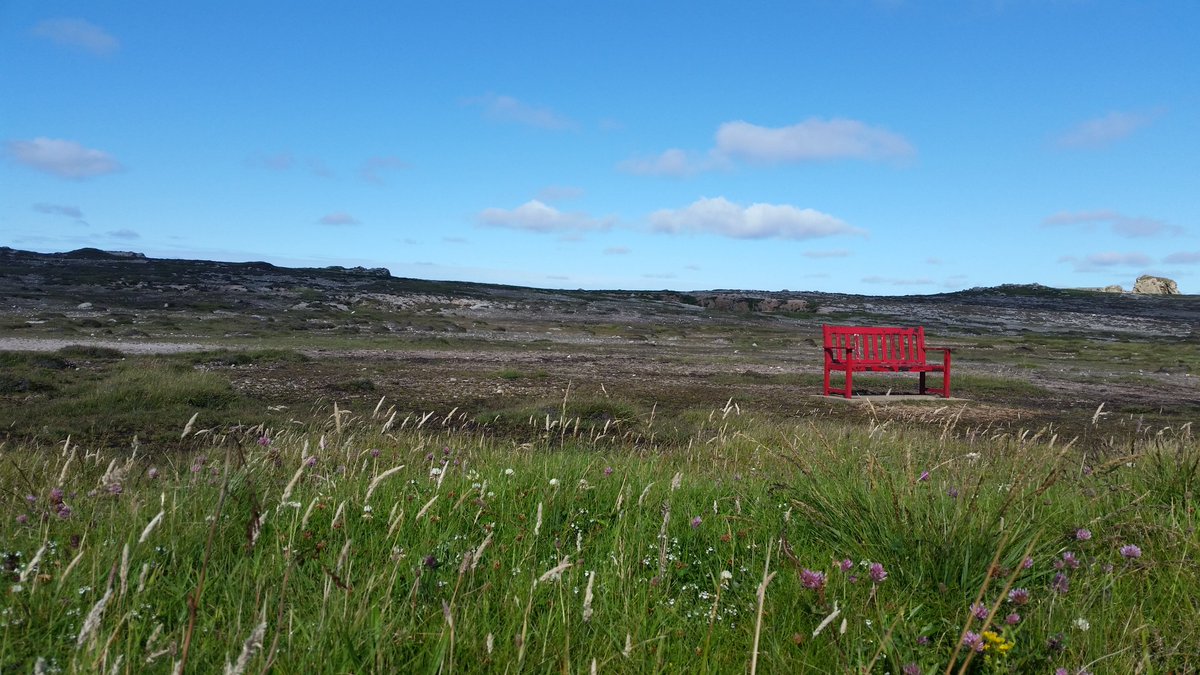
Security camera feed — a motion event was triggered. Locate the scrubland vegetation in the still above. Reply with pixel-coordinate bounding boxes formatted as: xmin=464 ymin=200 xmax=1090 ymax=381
xmin=3 ymin=383 xmax=1196 ymax=673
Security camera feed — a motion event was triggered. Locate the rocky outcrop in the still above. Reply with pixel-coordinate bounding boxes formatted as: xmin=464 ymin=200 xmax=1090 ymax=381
xmin=1102 ymin=285 xmax=1124 ymax=293
xmin=1132 ymin=275 xmax=1180 ymax=295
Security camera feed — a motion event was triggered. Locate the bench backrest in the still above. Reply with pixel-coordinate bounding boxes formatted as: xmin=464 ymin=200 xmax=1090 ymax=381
xmin=823 ymin=325 xmax=927 ymax=365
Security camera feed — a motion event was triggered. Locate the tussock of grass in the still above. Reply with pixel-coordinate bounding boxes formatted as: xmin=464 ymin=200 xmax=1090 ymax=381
xmin=1 ymin=405 xmax=1196 ymax=672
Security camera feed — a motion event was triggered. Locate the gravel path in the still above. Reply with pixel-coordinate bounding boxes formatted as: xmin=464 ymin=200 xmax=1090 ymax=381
xmin=0 ymin=337 xmax=219 ymax=355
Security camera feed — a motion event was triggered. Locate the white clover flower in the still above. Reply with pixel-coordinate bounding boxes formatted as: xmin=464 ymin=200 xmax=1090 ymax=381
xmin=1074 ymin=617 xmax=1090 ymax=631
xmin=429 ymin=467 xmax=442 ymax=476
xmin=549 ymin=478 xmax=560 ymax=487
xmin=505 ymin=468 xmax=514 ymax=476
xmin=720 ymin=570 xmax=733 ymax=580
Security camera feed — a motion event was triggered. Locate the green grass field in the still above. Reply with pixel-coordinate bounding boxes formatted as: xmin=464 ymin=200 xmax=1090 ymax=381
xmin=2 ymin=392 xmax=1196 ymax=673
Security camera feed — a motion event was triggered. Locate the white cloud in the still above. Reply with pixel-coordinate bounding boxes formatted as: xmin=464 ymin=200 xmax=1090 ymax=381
xmin=1043 ymin=209 xmax=1181 ymax=237
xmin=603 ymin=246 xmax=631 ymax=255
xmin=6 ymin=137 xmax=123 ymax=179
xmin=715 ymin=118 xmax=915 ymax=163
xmin=617 ymin=149 xmax=727 ymax=177
xmin=319 ymin=212 xmax=360 ymax=226
xmin=803 ymin=249 xmax=851 ymax=259
xmin=1058 ymin=251 xmax=1152 ymax=272
xmin=33 ymin=203 xmax=84 ymax=220
xmin=478 ymin=200 xmax=612 ymax=234
xmin=1055 ymin=110 xmax=1160 ymax=149
xmin=107 ymin=229 xmax=139 ymax=240
xmin=360 ymin=156 xmax=408 ymax=184
xmin=1163 ymin=251 xmax=1200 ymax=265
xmin=620 ymin=117 xmax=914 ymax=176
xmin=32 ymin=18 xmax=119 ymax=56
xmin=469 ymin=94 xmax=575 ymax=130
xmin=649 ymin=197 xmax=862 ymax=240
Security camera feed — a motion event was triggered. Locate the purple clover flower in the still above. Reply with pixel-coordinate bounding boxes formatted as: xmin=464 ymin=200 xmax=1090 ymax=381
xmin=970 ymin=602 xmax=989 ymax=621
xmin=370 ymin=448 xmax=381 ymax=458
xmin=962 ymin=631 xmax=985 ymax=653
xmin=918 ymin=471 xmax=930 ymax=482
xmin=839 ymin=558 xmax=854 ymax=571
xmin=690 ymin=516 xmax=702 ymax=529
xmin=902 ymin=663 xmax=921 ymax=675
xmin=1005 ymin=612 xmax=1021 ymax=625
xmin=1008 ymin=587 xmax=1030 ymax=605
xmin=50 ymin=488 xmax=64 ymax=504
xmin=1062 ymin=551 xmax=1080 ymax=569
xmin=1022 ymin=556 xmax=1034 ymax=569
xmin=1119 ymin=544 xmax=1142 ymax=559
xmin=16 ymin=514 xmax=28 ymax=524
xmin=947 ymin=487 xmax=959 ymax=498
xmin=800 ymin=568 xmax=826 ymax=590
xmin=1051 ymin=572 xmax=1070 ymax=595
xmin=25 ymin=494 xmax=36 ymax=504
xmin=258 ymin=436 xmax=271 ymax=447
xmin=305 ymin=456 xmax=318 ymax=468
xmin=148 ymin=467 xmax=159 ymax=479
xmin=1075 ymin=528 xmax=1092 ymax=541
xmin=603 ymin=466 xmax=614 ymax=477
xmin=868 ymin=562 xmax=887 ymax=583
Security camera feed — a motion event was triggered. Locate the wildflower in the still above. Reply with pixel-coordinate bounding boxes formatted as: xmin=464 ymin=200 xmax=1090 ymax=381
xmin=1119 ymin=544 xmax=1142 ymax=559
xmin=1022 ymin=556 xmax=1034 ymax=569
xmin=504 ymin=468 xmax=514 ymax=476
xmin=257 ymin=436 xmax=271 ymax=447
xmin=1061 ymin=551 xmax=1080 ymax=569
xmin=839 ymin=558 xmax=854 ymax=571
xmin=918 ymin=471 xmax=930 ymax=482
xmin=16 ymin=514 xmax=28 ymax=525
xmin=370 ymin=448 xmax=381 ymax=458
xmin=25 ymin=494 xmax=36 ymax=504
xmin=1046 ymin=633 xmax=1065 ymax=652
xmin=902 ymin=663 xmax=921 ymax=675
xmin=1005 ymin=612 xmax=1021 ymax=625
xmin=549 ymin=478 xmax=560 ymax=487
xmin=970 ymin=602 xmax=989 ymax=621
xmin=982 ymin=630 xmax=1012 ymax=654
xmin=962 ymin=631 xmax=985 ymax=653
xmin=422 ymin=555 xmax=440 ymax=570
xmin=50 ymin=488 xmax=64 ymax=504
xmin=720 ymin=570 xmax=732 ymax=581
xmin=429 ymin=467 xmax=442 ymax=477
xmin=305 ymin=456 xmax=318 ymax=467
xmin=916 ymin=636 xmax=931 ymax=646
xmin=1075 ymin=528 xmax=1092 ymax=541
xmin=603 ymin=466 xmax=614 ymax=477
xmin=947 ymin=487 xmax=959 ymax=498
xmin=1051 ymin=573 xmax=1069 ymax=594
xmin=868 ymin=562 xmax=887 ymax=583
xmin=147 ymin=467 xmax=159 ymax=479
xmin=800 ymin=569 xmax=826 ymax=590
xmin=1074 ymin=617 xmax=1089 ymax=631
xmin=1008 ymin=588 xmax=1030 ymax=605
xmin=1102 ymin=563 xmax=1114 ymax=573
xmin=56 ymin=505 xmax=72 ymax=519
xmin=108 ymin=482 xmax=123 ymax=495
xmin=690 ymin=516 xmax=702 ymax=529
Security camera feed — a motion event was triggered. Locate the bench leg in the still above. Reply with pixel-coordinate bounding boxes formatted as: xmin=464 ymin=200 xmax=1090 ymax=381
xmin=844 ymin=369 xmax=853 ymax=399
xmin=823 ymin=367 xmax=830 ymax=396
xmin=943 ymin=351 xmax=952 ymax=398
xmin=919 ymin=371 xmax=926 ymax=395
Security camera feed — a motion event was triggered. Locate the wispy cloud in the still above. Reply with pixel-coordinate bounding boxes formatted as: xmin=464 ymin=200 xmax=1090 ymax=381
xmin=1043 ymin=209 xmax=1182 ymax=237
xmin=33 ymin=203 xmax=85 ymax=221
xmin=359 ymin=156 xmax=408 ymax=185
xmin=649 ymin=197 xmax=863 ymax=240
xmin=478 ymin=200 xmax=613 ymax=234
xmin=715 ymin=119 xmax=915 ymax=163
xmin=617 ymin=149 xmax=727 ymax=177
xmin=468 ymin=94 xmax=575 ymax=130
xmin=1055 ymin=110 xmax=1161 ymax=149
xmin=1058 ymin=251 xmax=1152 ymax=272
xmin=32 ymin=18 xmax=119 ymax=56
xmin=319 ymin=212 xmax=360 ymax=226
xmin=620 ymin=117 xmax=914 ymax=176
xmin=250 ymin=151 xmax=295 ymax=171
xmin=107 ymin=228 xmax=139 ymax=240
xmin=6 ymin=137 xmax=123 ymax=179
xmin=1163 ymin=251 xmax=1200 ymax=265
xmin=603 ymin=246 xmax=631 ymax=255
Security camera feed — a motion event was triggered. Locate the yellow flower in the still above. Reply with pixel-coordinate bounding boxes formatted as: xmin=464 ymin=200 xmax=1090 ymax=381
xmin=981 ymin=630 xmax=1014 ymax=654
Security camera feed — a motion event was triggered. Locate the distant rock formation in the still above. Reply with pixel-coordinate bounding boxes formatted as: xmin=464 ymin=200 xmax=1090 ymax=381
xmin=1101 ymin=285 xmax=1124 ymax=293
xmin=1132 ymin=275 xmax=1180 ymax=295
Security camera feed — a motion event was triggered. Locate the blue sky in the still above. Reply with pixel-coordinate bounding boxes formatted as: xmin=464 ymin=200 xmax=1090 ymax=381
xmin=2 ymin=1 xmax=1198 ymax=294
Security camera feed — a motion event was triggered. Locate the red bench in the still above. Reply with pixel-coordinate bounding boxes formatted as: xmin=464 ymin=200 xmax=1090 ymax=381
xmin=822 ymin=325 xmax=952 ymax=399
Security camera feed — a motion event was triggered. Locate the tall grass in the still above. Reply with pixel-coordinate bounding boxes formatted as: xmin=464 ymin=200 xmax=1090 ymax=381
xmin=1 ymin=404 xmax=1196 ymax=672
